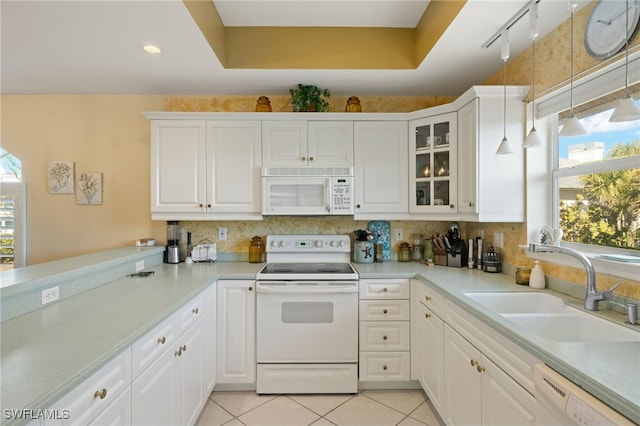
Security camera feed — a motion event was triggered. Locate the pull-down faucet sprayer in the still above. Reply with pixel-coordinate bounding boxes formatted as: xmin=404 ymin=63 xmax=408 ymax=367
xmin=528 ymin=243 xmax=622 ymax=311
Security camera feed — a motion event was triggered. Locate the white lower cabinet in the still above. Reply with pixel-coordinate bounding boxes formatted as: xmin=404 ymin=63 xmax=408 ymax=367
xmin=359 ymin=279 xmax=411 ymax=382
xmin=444 ymin=325 xmax=535 ymax=426
xmin=216 ymin=280 xmax=256 ymax=384
xmin=419 ymin=302 xmax=445 ymax=415
xmin=44 ymin=348 xmax=132 ymax=426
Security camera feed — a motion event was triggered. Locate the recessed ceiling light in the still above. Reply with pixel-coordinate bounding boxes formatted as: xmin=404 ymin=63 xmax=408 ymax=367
xmin=143 ymin=45 xmax=162 ymax=55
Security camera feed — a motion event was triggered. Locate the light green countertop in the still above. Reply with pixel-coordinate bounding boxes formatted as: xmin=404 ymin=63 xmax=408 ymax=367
xmin=1 ymin=255 xmax=638 ymax=424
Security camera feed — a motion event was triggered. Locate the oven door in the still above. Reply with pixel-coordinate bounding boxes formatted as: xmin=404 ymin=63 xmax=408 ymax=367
xmin=256 ymin=281 xmax=358 ymax=363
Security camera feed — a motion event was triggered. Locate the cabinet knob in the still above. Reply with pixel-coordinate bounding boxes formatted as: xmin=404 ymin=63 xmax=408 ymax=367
xmin=450 ymin=204 xmax=455 ymax=209
xmin=181 ymin=345 xmax=187 ymax=352
xmin=175 ymin=349 xmax=182 ymax=357
xmin=477 ymin=365 xmax=485 ymax=373
xmin=383 ymin=309 xmax=388 ymax=314
xmin=383 ymin=335 xmax=388 ymax=340
xmin=469 ymin=202 xmax=474 ymax=207
xmin=425 ymin=296 xmax=432 ymax=301
xmin=425 ymin=313 xmax=431 ymax=319
xmin=157 ymin=336 xmax=166 ymax=344
xmin=94 ymin=388 xmax=107 ymax=400
xmin=192 ymin=308 xmax=199 ymax=314
xmin=301 ymin=156 xmax=306 ymax=161
xmin=383 ymin=288 xmax=388 ymax=293
xmin=199 ymin=203 xmax=204 ymax=208
xmin=356 ymin=204 xmax=361 ymax=209
xmin=383 ymin=365 xmax=388 ymax=371
xmin=207 ymin=204 xmax=211 ymax=208
xmin=248 ymin=286 xmax=253 ymax=291
xmin=470 ymin=359 xmax=479 ymax=367
xmin=309 ymin=156 xmax=314 ymax=161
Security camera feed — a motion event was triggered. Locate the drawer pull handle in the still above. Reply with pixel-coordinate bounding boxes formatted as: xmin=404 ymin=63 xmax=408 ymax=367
xmin=383 ymin=365 xmax=388 ymax=370
xmin=477 ymin=365 xmax=485 ymax=373
xmin=383 ymin=309 xmax=388 ymax=314
xmin=157 ymin=336 xmax=166 ymax=344
xmin=94 ymin=388 xmax=107 ymax=400
xmin=383 ymin=335 xmax=388 ymax=340
xmin=425 ymin=296 xmax=432 ymax=301
xmin=470 ymin=359 xmax=479 ymax=367
xmin=425 ymin=313 xmax=431 ymax=319
xmin=383 ymin=288 xmax=388 ymax=292
xmin=192 ymin=308 xmax=199 ymax=314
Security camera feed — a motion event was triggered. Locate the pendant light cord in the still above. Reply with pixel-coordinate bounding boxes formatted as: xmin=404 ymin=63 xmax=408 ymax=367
xmin=531 ymin=39 xmax=536 ymax=127
xmin=503 ymin=60 xmax=507 ymax=138
xmin=569 ymin=7 xmax=575 ymax=115
xmin=624 ymin=0 xmax=630 ymax=95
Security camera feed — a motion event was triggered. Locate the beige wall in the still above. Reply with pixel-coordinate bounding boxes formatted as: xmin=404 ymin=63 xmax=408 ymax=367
xmin=1 ymin=0 xmax=638 ymax=299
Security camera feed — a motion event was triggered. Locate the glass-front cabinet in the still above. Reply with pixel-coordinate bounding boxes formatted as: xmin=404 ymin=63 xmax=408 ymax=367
xmin=409 ymin=112 xmax=457 ymax=213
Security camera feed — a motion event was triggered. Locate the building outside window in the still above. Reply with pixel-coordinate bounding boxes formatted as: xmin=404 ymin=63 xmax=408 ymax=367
xmin=0 ymin=149 xmax=25 ymax=270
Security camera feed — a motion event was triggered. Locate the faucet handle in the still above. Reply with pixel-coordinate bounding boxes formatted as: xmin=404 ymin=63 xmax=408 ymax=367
xmin=603 ymin=280 xmax=623 ymax=299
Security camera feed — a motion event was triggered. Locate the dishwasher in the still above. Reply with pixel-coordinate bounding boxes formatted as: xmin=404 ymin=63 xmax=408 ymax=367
xmin=533 ymin=364 xmax=631 ymax=425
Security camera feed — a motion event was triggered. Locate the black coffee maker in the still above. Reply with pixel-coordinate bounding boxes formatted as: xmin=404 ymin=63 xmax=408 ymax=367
xmin=165 ymin=221 xmax=181 ymax=264
xmin=446 ymin=222 xmax=467 ymax=268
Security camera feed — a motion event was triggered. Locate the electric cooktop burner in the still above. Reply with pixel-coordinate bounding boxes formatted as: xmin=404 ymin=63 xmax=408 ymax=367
xmin=260 ymin=262 xmax=355 ymax=275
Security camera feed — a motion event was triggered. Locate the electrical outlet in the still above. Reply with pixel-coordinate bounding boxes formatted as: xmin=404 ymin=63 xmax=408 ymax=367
xmin=494 ymin=232 xmax=504 ymax=249
xmin=136 ymin=260 xmax=144 ymax=272
xmin=395 ymin=228 xmax=404 ymax=241
xmin=219 ymin=227 xmax=228 ymax=241
xmin=42 ymin=286 xmax=60 ymax=305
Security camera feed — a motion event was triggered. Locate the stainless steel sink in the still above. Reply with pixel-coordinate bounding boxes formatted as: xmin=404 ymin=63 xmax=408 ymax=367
xmin=464 ymin=291 xmax=640 ymax=343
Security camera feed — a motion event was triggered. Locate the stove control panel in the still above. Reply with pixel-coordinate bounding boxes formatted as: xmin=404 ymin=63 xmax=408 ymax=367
xmin=266 ymin=235 xmax=350 ymax=253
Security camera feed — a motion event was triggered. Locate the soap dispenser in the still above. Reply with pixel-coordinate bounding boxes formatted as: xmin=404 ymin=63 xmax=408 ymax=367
xmin=529 ymin=261 xmax=545 ymax=289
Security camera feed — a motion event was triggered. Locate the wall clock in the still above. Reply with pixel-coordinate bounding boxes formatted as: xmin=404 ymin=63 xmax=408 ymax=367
xmin=584 ymin=0 xmax=640 ymax=60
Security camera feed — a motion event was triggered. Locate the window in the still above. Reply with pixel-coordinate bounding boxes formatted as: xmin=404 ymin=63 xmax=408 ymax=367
xmin=0 ymin=149 xmax=25 ymax=270
xmin=554 ymin=102 xmax=640 ymax=252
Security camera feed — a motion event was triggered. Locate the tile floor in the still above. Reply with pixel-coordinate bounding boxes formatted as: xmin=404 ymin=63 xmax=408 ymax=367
xmin=196 ymin=389 xmax=444 ymax=426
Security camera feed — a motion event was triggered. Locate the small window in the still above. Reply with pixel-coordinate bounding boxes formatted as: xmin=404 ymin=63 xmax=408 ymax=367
xmin=0 ymin=149 xmax=25 ymax=270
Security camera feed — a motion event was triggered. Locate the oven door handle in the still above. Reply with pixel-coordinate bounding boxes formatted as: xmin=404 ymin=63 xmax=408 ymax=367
xmin=256 ymin=285 xmax=358 ymax=294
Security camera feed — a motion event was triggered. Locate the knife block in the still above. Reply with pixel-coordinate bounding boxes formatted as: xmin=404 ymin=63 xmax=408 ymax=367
xmin=433 ymin=248 xmax=447 ymax=266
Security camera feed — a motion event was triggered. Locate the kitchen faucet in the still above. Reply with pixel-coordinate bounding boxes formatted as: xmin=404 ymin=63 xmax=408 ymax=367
xmin=528 ymin=243 xmax=622 ymax=311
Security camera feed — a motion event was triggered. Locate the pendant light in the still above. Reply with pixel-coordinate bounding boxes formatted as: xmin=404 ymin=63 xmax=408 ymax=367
xmin=560 ymin=1 xmax=587 ymax=137
xmin=609 ymin=0 xmax=640 ymax=122
xmin=524 ymin=1 xmax=544 ymax=148
xmin=496 ymin=29 xmax=514 ymax=155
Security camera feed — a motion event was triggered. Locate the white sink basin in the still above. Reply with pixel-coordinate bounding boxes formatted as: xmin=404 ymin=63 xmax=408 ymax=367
xmin=464 ymin=291 xmax=639 ymax=343
xmin=464 ymin=291 xmax=573 ymax=314
xmin=502 ymin=313 xmax=640 ymax=343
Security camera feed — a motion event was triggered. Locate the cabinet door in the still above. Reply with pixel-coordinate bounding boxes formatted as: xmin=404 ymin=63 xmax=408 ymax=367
xmin=216 ymin=280 xmax=256 ymax=384
xmin=444 ymin=325 xmax=481 ymax=426
xmin=457 ymin=98 xmax=478 ymax=214
xmin=354 ymin=121 xmax=408 ymax=214
xmin=308 ymin=121 xmax=353 ymax=166
xmin=177 ymin=318 xmax=206 ymax=426
xmin=150 ymin=120 xmax=206 ymax=213
xmin=262 ymin=121 xmax=307 ymax=166
xmin=131 ymin=347 xmax=177 ymax=426
xmin=409 ymin=113 xmax=457 ymax=213
xmin=203 ymin=286 xmax=217 ymax=395
xmin=481 ymin=357 xmax=536 ymax=426
xmin=421 ymin=303 xmax=445 ymax=415
xmin=206 ymin=121 xmax=261 ymax=213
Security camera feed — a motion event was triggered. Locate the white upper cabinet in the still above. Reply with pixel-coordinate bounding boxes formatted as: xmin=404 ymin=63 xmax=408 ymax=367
xmin=149 ymin=117 xmax=262 ymax=220
xmin=409 ymin=112 xmax=458 ymax=214
xmin=354 ymin=121 xmax=408 ymax=216
xmin=262 ymin=120 xmax=353 ymax=167
xmin=151 ymin=120 xmax=207 ymax=215
xmin=457 ymin=87 xmax=528 ymax=222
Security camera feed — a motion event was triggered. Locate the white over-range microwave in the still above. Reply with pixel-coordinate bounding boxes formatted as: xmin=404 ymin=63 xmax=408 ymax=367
xmin=262 ymin=167 xmax=354 ymax=215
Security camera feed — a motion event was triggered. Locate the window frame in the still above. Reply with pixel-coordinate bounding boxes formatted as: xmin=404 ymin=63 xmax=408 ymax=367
xmin=525 ymin=50 xmax=640 ymax=281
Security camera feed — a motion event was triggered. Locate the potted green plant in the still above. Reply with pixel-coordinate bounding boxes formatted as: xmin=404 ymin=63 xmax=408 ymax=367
xmin=289 ymin=84 xmax=331 ymax=112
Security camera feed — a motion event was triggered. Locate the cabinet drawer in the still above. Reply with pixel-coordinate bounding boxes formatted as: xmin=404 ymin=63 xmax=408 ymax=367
xmin=415 ymin=280 xmax=444 ymax=317
xmin=177 ymin=292 xmax=206 ymax=335
xmin=359 ymin=321 xmax=410 ymax=351
xmin=132 ymin=315 xmax=177 ymax=378
xmin=359 ymin=279 xmax=410 ymax=299
xmin=46 ymin=348 xmax=131 ymax=426
xmin=359 ymin=300 xmax=410 ymax=321
xmin=359 ymin=352 xmax=410 ymax=381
